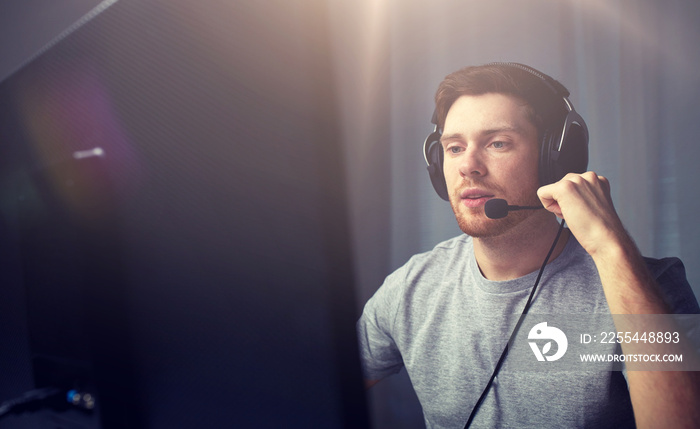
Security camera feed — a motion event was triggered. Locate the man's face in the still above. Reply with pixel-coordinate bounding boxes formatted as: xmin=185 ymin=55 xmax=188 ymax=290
xmin=441 ymin=93 xmax=542 ymax=238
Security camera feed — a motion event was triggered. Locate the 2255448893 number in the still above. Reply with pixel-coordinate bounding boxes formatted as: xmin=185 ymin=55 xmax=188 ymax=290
xmin=599 ymin=331 xmax=680 ymax=344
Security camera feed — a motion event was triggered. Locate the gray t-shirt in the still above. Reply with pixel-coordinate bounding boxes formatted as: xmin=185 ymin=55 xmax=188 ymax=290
xmin=357 ymin=233 xmax=699 ymax=428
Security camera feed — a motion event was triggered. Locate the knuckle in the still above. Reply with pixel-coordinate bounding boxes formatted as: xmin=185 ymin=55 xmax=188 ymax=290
xmin=568 ymin=174 xmax=584 ymax=185
xmin=582 ymin=171 xmax=599 ymax=182
xmin=561 ymin=179 xmax=577 ymax=192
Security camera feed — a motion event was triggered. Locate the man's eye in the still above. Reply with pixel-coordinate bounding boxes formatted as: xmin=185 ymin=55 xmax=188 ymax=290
xmin=491 ymin=141 xmax=506 ymax=149
xmin=447 ymin=146 xmax=463 ymax=154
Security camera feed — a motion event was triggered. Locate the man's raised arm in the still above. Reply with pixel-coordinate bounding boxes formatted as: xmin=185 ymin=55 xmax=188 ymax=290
xmin=538 ymin=171 xmax=700 ymax=428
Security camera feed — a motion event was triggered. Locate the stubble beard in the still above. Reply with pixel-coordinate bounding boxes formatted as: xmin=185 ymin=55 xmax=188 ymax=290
xmin=449 ymin=183 xmax=542 ymax=238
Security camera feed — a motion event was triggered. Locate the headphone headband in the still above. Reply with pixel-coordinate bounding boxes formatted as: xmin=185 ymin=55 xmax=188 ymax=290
xmin=488 ymin=62 xmax=570 ymax=97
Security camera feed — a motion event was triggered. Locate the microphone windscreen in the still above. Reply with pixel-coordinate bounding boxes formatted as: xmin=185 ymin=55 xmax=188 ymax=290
xmin=484 ymin=198 xmax=509 ymax=219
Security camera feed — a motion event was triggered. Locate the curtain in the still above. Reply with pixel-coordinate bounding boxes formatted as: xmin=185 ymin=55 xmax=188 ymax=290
xmin=329 ymin=0 xmax=700 ymax=426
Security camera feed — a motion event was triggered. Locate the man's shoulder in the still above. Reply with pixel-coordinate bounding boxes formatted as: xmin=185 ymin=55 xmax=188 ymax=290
xmin=643 ymin=255 xmax=685 ymax=279
xmin=643 ymin=256 xmax=700 ymax=314
xmin=401 ymin=234 xmax=472 ymax=270
xmin=414 ymin=233 xmax=472 ymax=259
xmin=379 ymin=235 xmax=471 ymax=293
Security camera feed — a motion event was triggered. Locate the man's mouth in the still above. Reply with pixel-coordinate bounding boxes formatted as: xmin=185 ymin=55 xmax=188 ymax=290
xmin=459 ymin=189 xmax=495 ymax=207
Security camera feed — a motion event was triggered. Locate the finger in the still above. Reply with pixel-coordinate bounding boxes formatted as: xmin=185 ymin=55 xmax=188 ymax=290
xmin=536 ymin=185 xmax=563 ymax=217
xmin=597 ymin=175 xmax=611 ymax=195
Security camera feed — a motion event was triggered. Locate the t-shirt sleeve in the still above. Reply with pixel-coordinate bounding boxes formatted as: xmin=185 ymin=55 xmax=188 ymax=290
xmin=646 ymin=257 xmax=700 ymax=314
xmin=623 ymin=257 xmax=699 ymax=382
xmin=356 ymin=270 xmax=406 ymax=381
xmin=646 ymin=257 xmax=700 ymax=356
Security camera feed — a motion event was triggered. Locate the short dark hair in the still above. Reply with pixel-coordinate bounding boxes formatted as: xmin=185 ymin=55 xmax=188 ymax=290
xmin=434 ymin=63 xmax=567 ymax=139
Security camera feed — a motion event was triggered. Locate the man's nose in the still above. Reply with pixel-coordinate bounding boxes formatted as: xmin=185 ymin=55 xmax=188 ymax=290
xmin=458 ymin=146 xmax=486 ymax=178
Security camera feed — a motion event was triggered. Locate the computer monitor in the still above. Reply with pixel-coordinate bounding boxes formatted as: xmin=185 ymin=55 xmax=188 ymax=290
xmin=0 ymin=0 xmax=368 ymax=427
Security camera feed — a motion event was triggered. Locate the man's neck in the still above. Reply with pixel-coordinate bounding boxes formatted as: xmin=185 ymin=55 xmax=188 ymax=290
xmin=473 ymin=214 xmax=569 ymax=281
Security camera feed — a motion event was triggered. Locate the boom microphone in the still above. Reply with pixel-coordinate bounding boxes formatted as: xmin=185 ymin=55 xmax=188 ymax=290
xmin=484 ymin=199 xmax=544 ymax=219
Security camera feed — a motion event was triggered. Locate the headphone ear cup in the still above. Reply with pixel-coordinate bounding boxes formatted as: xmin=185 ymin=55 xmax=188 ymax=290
xmin=424 ymin=132 xmax=449 ymax=201
xmin=539 ymin=117 xmax=589 ymax=185
xmin=539 ymin=128 xmax=556 ymax=186
xmin=554 ymin=123 xmax=588 ymax=180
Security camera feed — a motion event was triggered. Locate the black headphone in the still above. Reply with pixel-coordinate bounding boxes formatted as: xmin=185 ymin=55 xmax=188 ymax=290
xmin=423 ymin=62 xmax=589 ymax=201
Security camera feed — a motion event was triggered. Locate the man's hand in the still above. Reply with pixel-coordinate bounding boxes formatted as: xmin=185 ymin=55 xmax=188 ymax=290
xmin=538 ymin=170 xmax=666 ymax=313
xmin=536 ymin=171 xmax=627 ymax=259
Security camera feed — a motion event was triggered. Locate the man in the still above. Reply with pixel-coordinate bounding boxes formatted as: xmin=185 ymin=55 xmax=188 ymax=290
xmin=357 ymin=63 xmax=700 ymax=428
